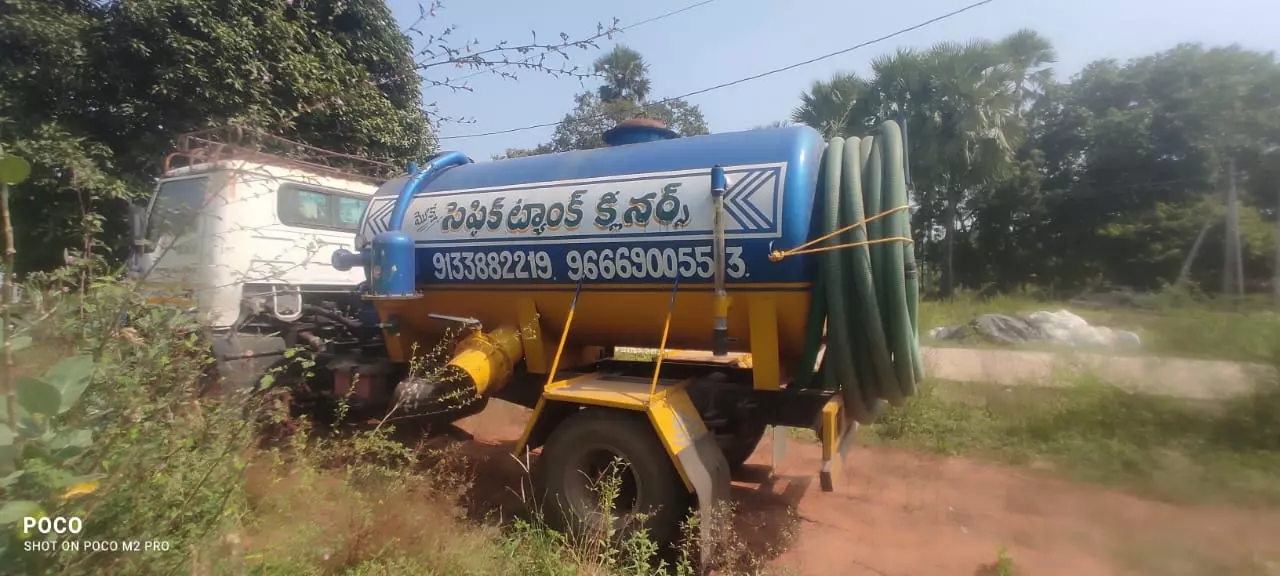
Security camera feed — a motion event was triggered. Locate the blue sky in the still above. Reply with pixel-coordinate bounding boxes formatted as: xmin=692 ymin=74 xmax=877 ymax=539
xmin=385 ymin=0 xmax=1280 ymax=161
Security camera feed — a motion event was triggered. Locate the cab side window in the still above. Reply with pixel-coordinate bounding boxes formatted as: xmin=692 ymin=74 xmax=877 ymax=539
xmin=278 ymin=184 xmax=369 ymax=232
xmin=336 ymin=196 xmax=366 ymax=230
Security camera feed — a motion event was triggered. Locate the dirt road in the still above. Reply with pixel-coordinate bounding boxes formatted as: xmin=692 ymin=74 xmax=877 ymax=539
xmin=454 ymin=400 xmax=1280 ymax=576
xmin=637 ymin=346 xmax=1275 ymax=400
xmin=920 ymin=346 xmax=1272 ymax=400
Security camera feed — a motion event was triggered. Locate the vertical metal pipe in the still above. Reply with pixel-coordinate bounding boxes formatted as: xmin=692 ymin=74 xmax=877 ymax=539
xmin=711 ymin=165 xmax=729 ymax=356
xmin=544 ymin=278 xmax=585 ymax=389
xmin=648 ymin=277 xmax=681 ymax=399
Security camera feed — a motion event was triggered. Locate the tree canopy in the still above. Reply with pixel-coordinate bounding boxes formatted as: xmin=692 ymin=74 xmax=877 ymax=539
xmin=0 ymin=0 xmax=617 ymax=273
xmin=0 ymin=0 xmax=432 ymax=272
xmin=793 ymin=33 xmax=1280 ymax=297
xmin=498 ymin=44 xmax=709 ymax=159
xmin=2 ymin=2 xmax=1276 ymax=298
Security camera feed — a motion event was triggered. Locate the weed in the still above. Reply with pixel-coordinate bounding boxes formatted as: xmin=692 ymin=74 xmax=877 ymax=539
xmin=1 ymin=262 xmax=788 ymax=575
xmin=994 ymin=546 xmax=1016 ymax=576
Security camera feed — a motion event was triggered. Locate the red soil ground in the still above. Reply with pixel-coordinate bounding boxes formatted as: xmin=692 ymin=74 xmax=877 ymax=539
xmin=451 ymin=400 xmax=1280 ymax=576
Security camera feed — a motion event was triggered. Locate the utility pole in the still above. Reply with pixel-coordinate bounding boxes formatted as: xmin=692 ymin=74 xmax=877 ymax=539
xmin=1274 ymin=178 xmax=1280 ymax=304
xmin=1234 ymin=163 xmax=1245 ymax=297
xmin=1263 ymin=145 xmax=1280 ymax=305
xmin=1223 ymin=158 xmax=1244 ymax=298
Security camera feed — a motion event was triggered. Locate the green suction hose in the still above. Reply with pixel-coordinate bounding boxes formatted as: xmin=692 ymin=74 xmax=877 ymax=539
xmin=794 ymin=121 xmax=923 ymax=424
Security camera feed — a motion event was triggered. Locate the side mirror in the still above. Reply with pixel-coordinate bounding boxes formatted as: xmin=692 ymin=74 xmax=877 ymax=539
xmin=129 ymin=203 xmax=147 ymax=247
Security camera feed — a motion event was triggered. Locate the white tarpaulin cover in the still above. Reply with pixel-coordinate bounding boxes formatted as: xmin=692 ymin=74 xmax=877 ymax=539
xmin=929 ymin=309 xmax=1141 ymax=349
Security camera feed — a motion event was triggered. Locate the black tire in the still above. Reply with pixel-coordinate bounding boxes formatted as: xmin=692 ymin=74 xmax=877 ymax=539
xmin=719 ymin=420 xmax=768 ymax=470
xmin=534 ymin=408 xmax=689 ymax=546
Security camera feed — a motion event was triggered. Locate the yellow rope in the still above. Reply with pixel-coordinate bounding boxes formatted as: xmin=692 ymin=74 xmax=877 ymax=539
xmin=774 ymin=236 xmax=914 ymax=260
xmin=768 ymin=204 xmax=913 ymax=262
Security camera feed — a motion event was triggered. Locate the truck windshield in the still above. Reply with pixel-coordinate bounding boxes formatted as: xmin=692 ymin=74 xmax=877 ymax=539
xmin=145 ymin=176 xmax=209 ymax=251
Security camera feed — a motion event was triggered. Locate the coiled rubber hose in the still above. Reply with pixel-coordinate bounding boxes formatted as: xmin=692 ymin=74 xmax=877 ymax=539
xmin=792 ymin=121 xmax=923 ymax=424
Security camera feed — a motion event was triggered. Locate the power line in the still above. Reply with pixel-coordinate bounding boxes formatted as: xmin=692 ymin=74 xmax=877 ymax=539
xmin=438 ymin=0 xmax=997 ymax=141
xmin=446 ymin=0 xmax=719 ymax=84
xmin=620 ymin=0 xmax=718 ymax=31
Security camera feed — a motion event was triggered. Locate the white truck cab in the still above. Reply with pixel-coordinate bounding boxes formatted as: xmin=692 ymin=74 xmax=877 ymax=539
xmin=128 ymin=127 xmax=399 ymax=391
xmin=132 ymin=160 xmax=378 ymax=329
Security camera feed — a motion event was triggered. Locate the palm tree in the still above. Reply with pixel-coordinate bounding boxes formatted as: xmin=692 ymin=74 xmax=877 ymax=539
xmin=792 ymin=37 xmax=1040 ymax=297
xmin=866 ymin=49 xmax=932 ymax=190
xmin=997 ymin=29 xmax=1057 ymax=114
xmin=919 ymin=39 xmax=1023 ymax=296
xmin=594 ymin=45 xmax=651 ymax=104
xmin=866 ymin=49 xmax=928 ymax=123
xmin=791 ymin=72 xmax=871 ymax=138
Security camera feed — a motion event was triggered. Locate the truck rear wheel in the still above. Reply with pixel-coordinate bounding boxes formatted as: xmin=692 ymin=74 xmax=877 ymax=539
xmin=534 ymin=408 xmax=689 ymax=547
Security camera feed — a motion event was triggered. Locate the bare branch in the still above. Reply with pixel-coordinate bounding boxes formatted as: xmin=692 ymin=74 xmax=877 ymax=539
xmin=402 ymin=2 xmax=620 ymax=97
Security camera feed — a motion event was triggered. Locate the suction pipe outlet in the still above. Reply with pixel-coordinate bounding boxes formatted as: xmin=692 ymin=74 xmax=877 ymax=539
xmin=365 ymin=152 xmax=473 ymax=298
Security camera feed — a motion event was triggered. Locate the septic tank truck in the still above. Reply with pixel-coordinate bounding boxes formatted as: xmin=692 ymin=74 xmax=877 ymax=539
xmin=330 ymin=118 xmax=924 ymax=549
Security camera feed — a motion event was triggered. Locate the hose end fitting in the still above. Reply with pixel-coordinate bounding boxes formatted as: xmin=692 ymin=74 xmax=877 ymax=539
xmin=712 ymin=298 xmax=730 ymax=356
xmin=712 ymin=326 xmax=729 ymax=356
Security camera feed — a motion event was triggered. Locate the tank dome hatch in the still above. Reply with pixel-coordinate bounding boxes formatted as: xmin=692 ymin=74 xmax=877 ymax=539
xmin=602 ymin=117 xmax=680 ymax=147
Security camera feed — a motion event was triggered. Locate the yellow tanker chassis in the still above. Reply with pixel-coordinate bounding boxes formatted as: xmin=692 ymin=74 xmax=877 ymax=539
xmin=369 ymin=274 xmax=857 ymax=565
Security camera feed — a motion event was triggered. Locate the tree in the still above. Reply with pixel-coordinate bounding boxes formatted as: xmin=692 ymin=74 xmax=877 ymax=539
xmin=0 ymin=0 xmax=621 ymax=273
xmin=500 ymin=46 xmax=709 ymax=157
xmin=836 ymin=39 xmax=1024 ymax=297
xmin=594 ymin=45 xmax=651 ymax=104
xmin=793 ymin=33 xmax=1280 ymax=296
xmin=919 ymin=40 xmax=1024 ymax=297
xmin=0 ymin=0 xmax=132 ymax=273
xmin=795 ymin=37 xmax=1031 ymax=297
xmin=997 ymin=29 xmax=1057 ymax=115
xmin=791 ymin=72 xmax=871 ymax=138
xmin=1025 ymin=44 xmax=1280 ymax=291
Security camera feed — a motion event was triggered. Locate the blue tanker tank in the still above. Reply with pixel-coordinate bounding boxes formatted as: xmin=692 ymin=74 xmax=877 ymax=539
xmin=352 ymin=122 xmax=824 ymax=293
xmin=328 ymin=119 xmax=924 ymax=546
xmin=335 ymin=119 xmax=920 ymax=425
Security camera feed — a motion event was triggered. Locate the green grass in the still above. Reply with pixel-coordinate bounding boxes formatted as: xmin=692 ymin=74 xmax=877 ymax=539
xmin=854 ymin=373 xmax=1280 ymax=507
xmin=2 ymin=268 xmax=783 ymax=576
xmin=12 ymin=261 xmax=1277 ymax=574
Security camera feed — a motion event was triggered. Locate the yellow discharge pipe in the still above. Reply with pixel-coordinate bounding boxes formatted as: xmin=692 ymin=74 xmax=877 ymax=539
xmin=392 ymin=324 xmax=524 ymax=412
xmin=445 ymin=325 xmax=524 ymax=397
